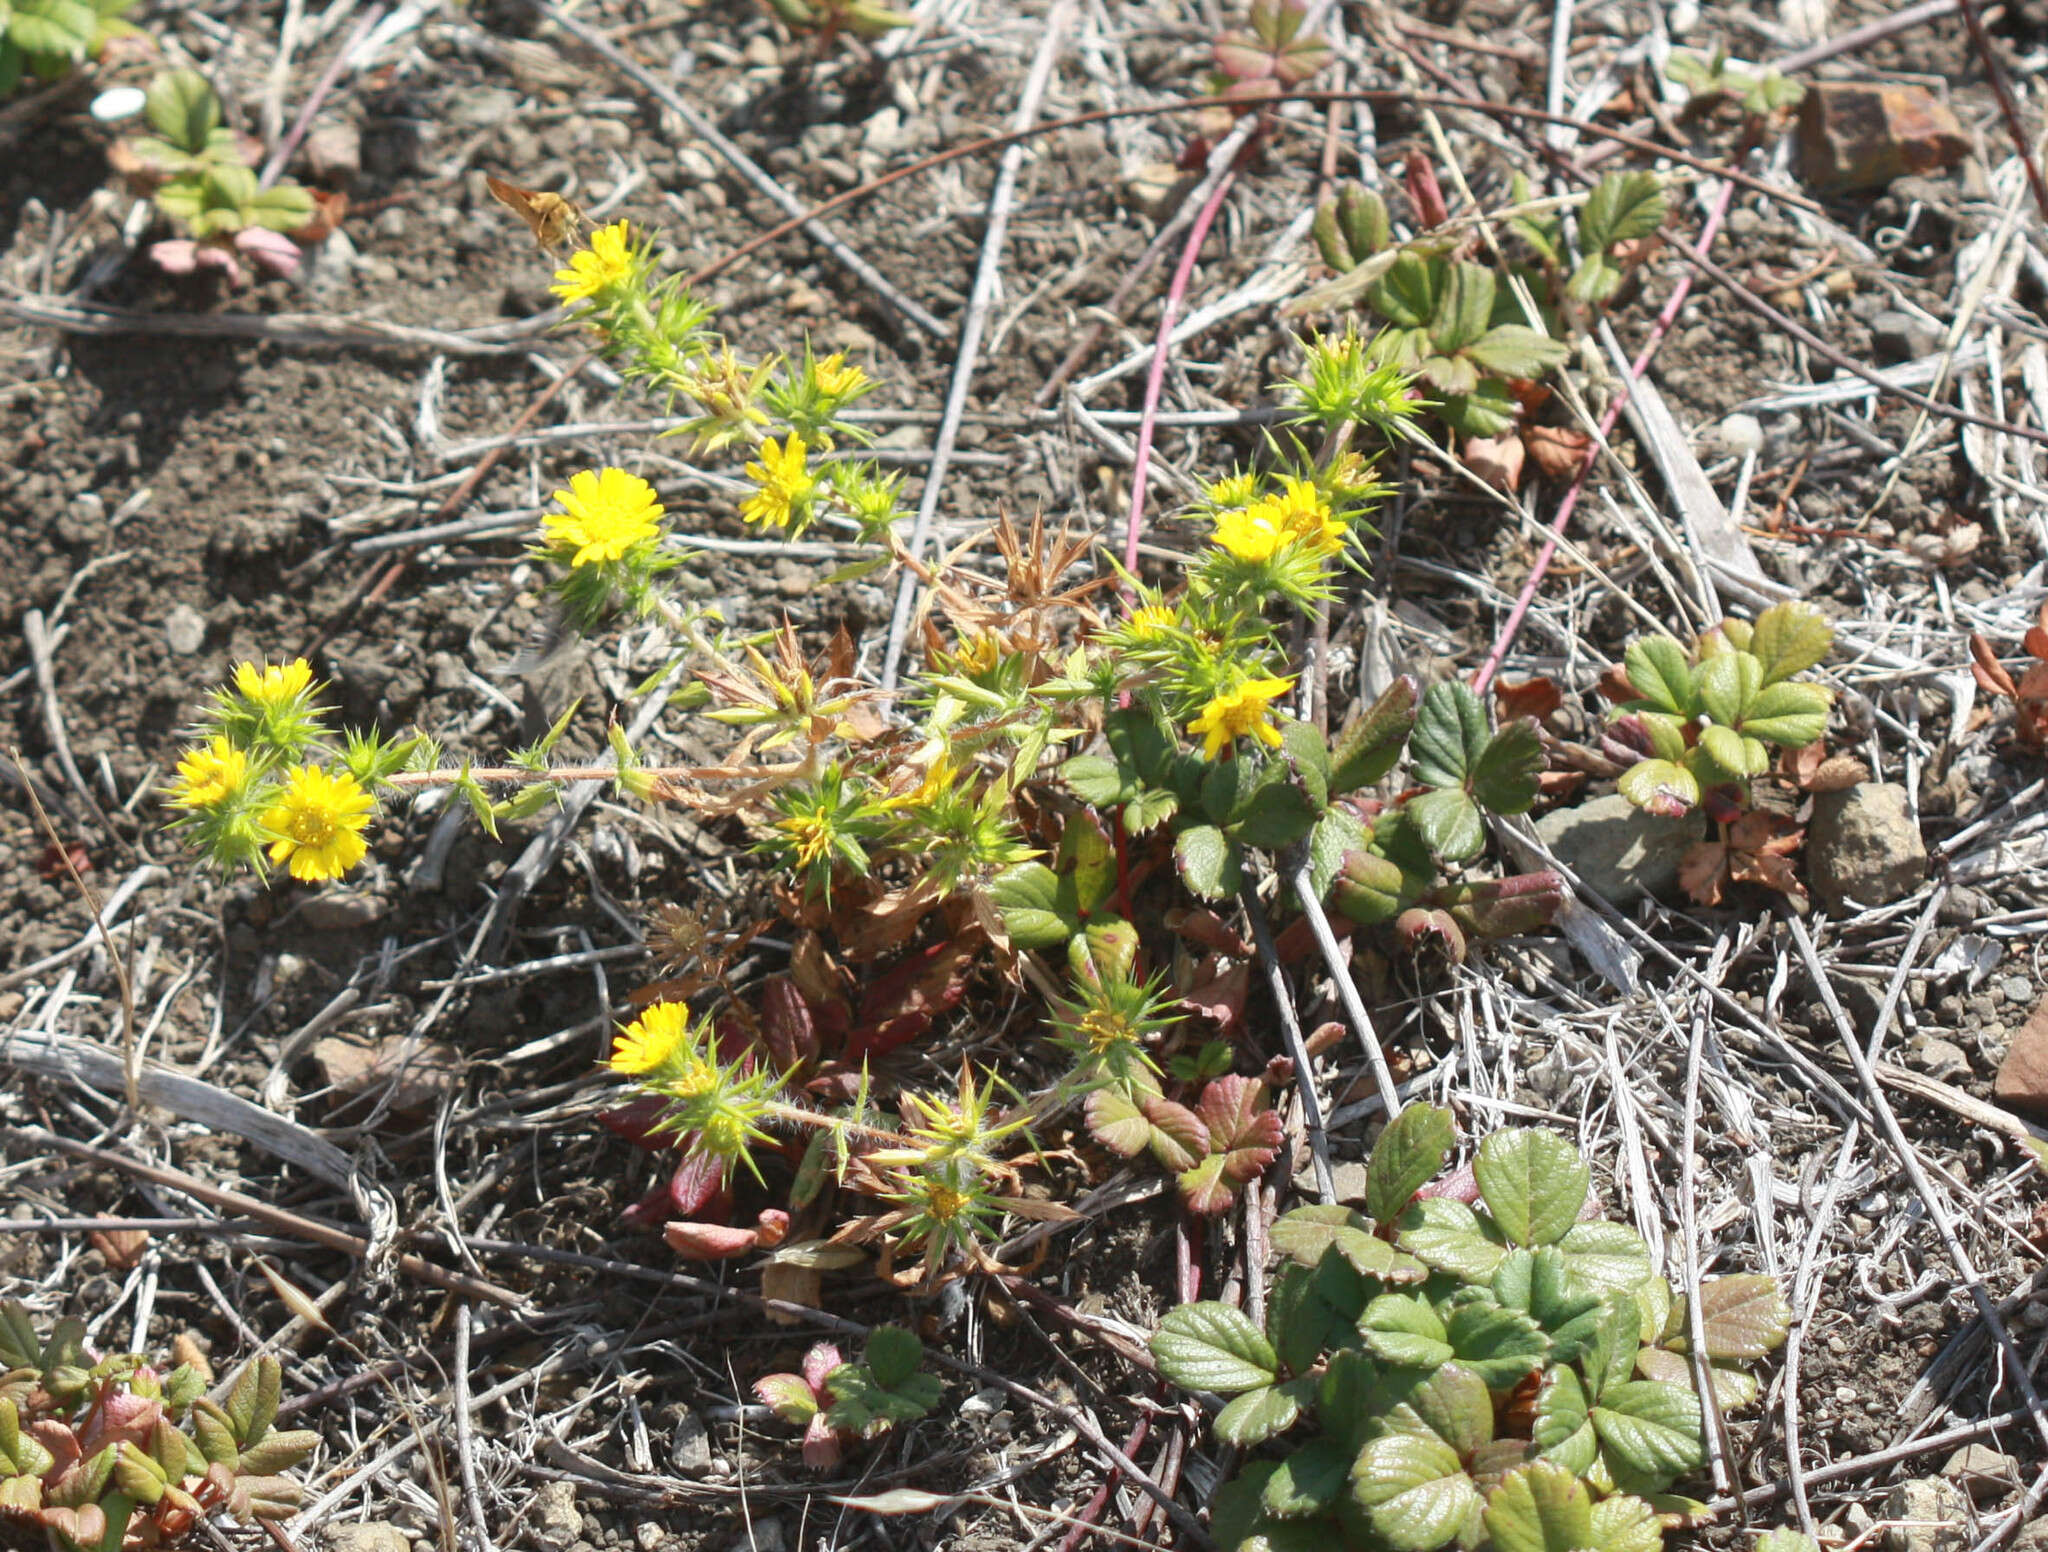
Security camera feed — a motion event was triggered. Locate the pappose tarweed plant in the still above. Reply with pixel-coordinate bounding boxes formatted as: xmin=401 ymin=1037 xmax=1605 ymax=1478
xmin=164 ymin=203 xmax=1647 ymax=1297
xmin=166 ymin=657 xmax=419 ymax=882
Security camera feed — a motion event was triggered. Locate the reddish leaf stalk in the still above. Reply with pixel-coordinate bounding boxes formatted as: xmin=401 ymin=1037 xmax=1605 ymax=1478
xmin=1471 ymin=175 xmax=1740 ymax=696
xmin=1123 ymin=166 xmax=1242 ymax=580
xmin=1056 ymin=1414 xmax=1150 ymax=1552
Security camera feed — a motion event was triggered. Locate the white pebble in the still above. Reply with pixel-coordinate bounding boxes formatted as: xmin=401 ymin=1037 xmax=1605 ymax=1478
xmin=91 ymin=86 xmax=146 ymax=121
xmin=1718 ymin=413 xmax=1764 ymax=458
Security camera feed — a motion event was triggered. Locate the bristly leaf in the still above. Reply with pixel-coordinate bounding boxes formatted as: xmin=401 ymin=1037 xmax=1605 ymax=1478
xmin=1352 ymin=1431 xmax=1481 ymax=1551
xmin=1482 ymin=1460 xmax=1592 ymax=1552
xmin=1331 ymin=675 xmax=1418 ymax=793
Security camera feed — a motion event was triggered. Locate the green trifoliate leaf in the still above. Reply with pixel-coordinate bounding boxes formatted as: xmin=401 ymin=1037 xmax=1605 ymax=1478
xmin=1696 ymin=651 xmax=1762 ymax=729
xmin=1352 ymin=1433 xmax=1480 ymax=1552
xmin=1738 ymin=680 xmax=1831 ymax=746
xmin=1378 ymin=1361 xmax=1495 ymax=1457
xmin=1590 ymin=1493 xmax=1666 ymax=1552
xmin=1216 ymin=1379 xmax=1310 ymax=1447
xmin=1408 ymin=787 xmax=1484 ymax=863
xmin=1331 ymin=676 xmax=1418 ymax=793
xmin=1482 ymin=1460 xmax=1592 ymax=1552
xmin=1174 ymin=823 xmax=1242 ymax=902
xmin=1617 ymin=759 xmax=1698 ymax=818
xmin=1397 ymin=1196 xmax=1509 ymax=1282
xmin=1150 ymin=1303 xmax=1279 ymax=1394
xmin=1580 ymin=1290 xmax=1644 ymax=1402
xmin=1470 ymin=721 xmax=1544 ymax=814
xmin=1531 ymin=1364 xmax=1597 ymax=1473
xmin=1263 ymin=1438 xmax=1355 ymax=1519
xmin=1579 ymin=171 xmax=1666 ymax=253
xmin=1441 ymin=1290 xmax=1549 ymax=1390
xmin=1360 ymin=1293 xmax=1453 ymax=1369
xmin=988 ymin=862 xmax=1073 ymax=948
xmin=1061 ymin=754 xmax=1127 ymax=806
xmin=1623 ymin=637 xmax=1697 ymax=717
xmin=1272 ymin=1204 xmax=1428 ymax=1283
xmin=1366 ymin=1102 xmax=1455 ymax=1224
xmin=1747 ymin=600 xmax=1833 ymax=683
xmin=1411 ymin=680 xmax=1489 ymax=789
xmin=1474 ymin=1129 xmax=1589 ymax=1248
xmin=1461 ymin=326 xmax=1569 ymax=380
xmin=1589 ymin=1381 xmax=1704 ymax=1491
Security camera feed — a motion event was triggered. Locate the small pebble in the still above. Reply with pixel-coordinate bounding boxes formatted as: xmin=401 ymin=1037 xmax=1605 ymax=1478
xmin=90 ymin=85 xmax=146 ymax=121
xmin=164 ymin=604 xmax=207 ymax=656
xmin=1718 ymin=413 xmax=1764 ymax=457
xmin=2005 ymin=976 xmax=2033 ymax=1005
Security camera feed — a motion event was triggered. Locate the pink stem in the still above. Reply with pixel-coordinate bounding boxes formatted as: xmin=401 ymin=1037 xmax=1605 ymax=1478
xmin=1470 ymin=175 xmax=1741 ymax=697
xmin=1122 ymin=168 xmax=1239 ymax=580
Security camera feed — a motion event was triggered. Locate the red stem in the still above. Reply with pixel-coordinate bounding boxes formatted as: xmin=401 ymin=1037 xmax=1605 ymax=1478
xmin=1471 ymin=175 xmax=1741 ymax=697
xmin=1122 ymin=167 xmax=1240 ymax=581
xmin=1057 ymin=1414 xmax=1150 ymax=1552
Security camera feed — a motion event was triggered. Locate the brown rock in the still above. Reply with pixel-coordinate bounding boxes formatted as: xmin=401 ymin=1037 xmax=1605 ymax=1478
xmin=1996 ymin=993 xmax=2048 ymax=1115
xmin=1799 ymin=83 xmax=1970 ymax=193
xmin=312 ymin=1033 xmax=461 ymax=1113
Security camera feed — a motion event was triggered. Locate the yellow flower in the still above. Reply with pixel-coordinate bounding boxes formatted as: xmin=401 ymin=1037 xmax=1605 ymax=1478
xmin=1188 ymin=677 xmax=1295 ymax=760
xmin=234 ymin=659 xmax=313 ymax=710
xmin=261 ymin=765 xmax=373 ymax=881
xmin=1268 ymin=477 xmax=1346 ymax=558
xmin=740 ymin=434 xmax=816 ymax=531
xmin=544 ymin=467 xmax=664 ymax=567
xmin=169 ymin=737 xmax=248 ymax=808
xmin=1128 ymin=604 xmax=1177 ymax=639
xmin=1210 ymin=503 xmax=1291 ymax=563
xmin=1205 ymin=472 xmax=1260 ymax=507
xmin=550 ymin=220 xmax=634 ymax=303
xmin=610 ymin=1001 xmax=692 ymax=1076
xmin=812 ymin=352 xmax=869 ymax=399
xmin=776 ymin=811 xmax=836 ymax=871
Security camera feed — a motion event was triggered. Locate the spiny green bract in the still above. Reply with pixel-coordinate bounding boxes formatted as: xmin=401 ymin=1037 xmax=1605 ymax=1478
xmin=1147 ymin=1109 xmax=1790 ymax=1552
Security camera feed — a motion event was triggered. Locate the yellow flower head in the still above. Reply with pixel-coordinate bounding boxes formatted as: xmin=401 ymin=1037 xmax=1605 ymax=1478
xmin=261 ymin=764 xmax=373 ymax=881
xmin=610 ymin=1001 xmax=692 ymax=1077
xmin=1188 ymin=676 xmax=1295 ymax=760
xmin=234 ymin=659 xmax=313 ymax=710
xmin=776 ymin=811 xmax=836 ymax=871
xmin=550 ymin=220 xmax=635 ymax=304
xmin=169 ymin=737 xmax=248 ymax=809
xmin=1210 ymin=503 xmax=1291 ymax=563
xmin=740 ymin=434 xmax=816 ymax=531
xmin=1205 ymin=471 xmax=1260 ymax=508
xmin=811 ymin=352 xmax=869 ymax=400
xmin=1127 ymin=603 xmax=1177 ymax=640
xmin=545 ymin=467 xmax=664 ymax=567
xmin=1268 ymin=476 xmax=1346 ymax=558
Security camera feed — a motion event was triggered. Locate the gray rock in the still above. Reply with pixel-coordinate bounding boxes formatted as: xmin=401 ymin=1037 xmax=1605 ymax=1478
xmin=1809 ymin=783 xmax=1927 ymax=909
xmin=671 ymin=1408 xmax=711 ymax=1473
xmin=447 ymin=87 xmax=519 ymax=129
xmin=1871 ymin=309 xmax=1944 ymax=361
xmin=1533 ymin=793 xmax=1705 ymax=905
xmin=1884 ymin=1477 xmax=1970 ymax=1552
xmin=1907 ymin=1036 xmax=1972 ymax=1084
xmin=164 ymin=604 xmax=207 ymax=656
xmin=305 ymin=120 xmax=361 ymax=183
xmin=530 ymin=1482 xmax=580 ymax=1552
xmin=1942 ymin=1442 xmax=2018 ymax=1502
xmin=2005 ymin=976 xmax=2035 ymax=1006
xmin=327 ymin=1526 xmax=411 ymax=1552
xmin=2013 ymin=1516 xmax=2048 ymax=1552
